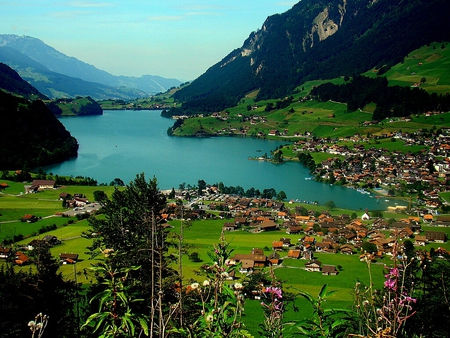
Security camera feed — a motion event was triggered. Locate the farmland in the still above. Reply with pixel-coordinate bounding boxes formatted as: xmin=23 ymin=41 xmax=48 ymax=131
xmin=2 ymin=178 xmax=450 ymax=335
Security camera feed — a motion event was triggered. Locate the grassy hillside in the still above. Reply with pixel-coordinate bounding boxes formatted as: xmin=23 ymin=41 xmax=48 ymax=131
xmin=364 ymin=42 xmax=450 ymax=95
xmin=171 ymin=42 xmax=450 ymax=139
xmin=46 ymin=96 xmax=102 ymax=116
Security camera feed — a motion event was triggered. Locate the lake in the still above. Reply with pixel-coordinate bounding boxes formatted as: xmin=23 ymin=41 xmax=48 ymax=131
xmin=44 ymin=110 xmax=398 ymax=210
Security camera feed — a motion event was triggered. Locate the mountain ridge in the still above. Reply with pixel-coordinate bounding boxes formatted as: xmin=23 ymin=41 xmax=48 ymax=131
xmin=173 ymin=0 xmax=450 ymax=113
xmin=0 ymin=34 xmax=182 ymax=98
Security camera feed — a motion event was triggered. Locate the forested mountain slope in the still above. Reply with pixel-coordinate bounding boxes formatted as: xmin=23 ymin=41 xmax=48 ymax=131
xmin=0 ymin=64 xmax=78 ymax=169
xmin=173 ymin=0 xmax=450 ymax=113
xmin=0 ymin=62 xmax=47 ymax=100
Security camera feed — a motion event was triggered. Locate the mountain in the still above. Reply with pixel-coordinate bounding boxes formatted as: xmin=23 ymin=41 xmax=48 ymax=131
xmin=0 ymin=64 xmax=78 ymax=169
xmin=0 ymin=62 xmax=47 ymax=99
xmin=0 ymin=34 xmax=182 ymax=95
xmin=173 ymin=0 xmax=450 ymax=113
xmin=0 ymin=45 xmax=150 ymax=100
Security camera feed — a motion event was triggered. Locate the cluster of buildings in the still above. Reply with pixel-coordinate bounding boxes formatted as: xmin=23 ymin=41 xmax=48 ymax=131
xmin=293 ymin=128 xmax=450 ymax=210
xmin=162 ymin=189 xmax=449 ymax=275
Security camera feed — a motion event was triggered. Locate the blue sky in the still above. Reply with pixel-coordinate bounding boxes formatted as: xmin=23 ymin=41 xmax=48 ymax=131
xmin=1 ymin=1 xmax=296 ymax=81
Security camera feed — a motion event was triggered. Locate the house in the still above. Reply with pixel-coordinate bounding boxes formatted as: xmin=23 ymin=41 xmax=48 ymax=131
xmin=42 ymin=235 xmax=61 ymax=246
xmin=0 ymin=247 xmax=12 ymax=259
xmin=268 ymin=252 xmax=281 ymax=265
xmin=240 ymin=260 xmax=254 ymax=273
xmin=425 ymin=231 xmax=446 ymax=243
xmin=223 ymin=222 xmax=238 ymax=231
xmin=340 ymin=244 xmax=355 ymax=255
xmin=22 ymin=214 xmax=38 ymax=223
xmin=316 ymin=241 xmax=331 ymax=252
xmin=280 ymin=237 xmax=291 ymax=247
xmin=414 ymin=235 xmax=427 ymax=246
xmin=287 ymin=249 xmax=302 ymax=259
xmin=286 ymin=225 xmax=302 ymax=234
xmin=231 ymin=250 xmax=267 ymax=268
xmin=59 ymin=253 xmax=79 ymax=264
xmin=27 ymin=180 xmax=56 ymax=193
xmin=423 ymin=214 xmax=434 ymax=223
xmin=305 ymin=260 xmax=322 ymax=272
xmin=258 ymin=219 xmax=278 ymax=231
xmin=272 ymin=241 xmax=283 ymax=251
xmin=322 ymin=265 xmax=338 ymax=276
xmin=15 ymin=251 xmax=30 ymax=265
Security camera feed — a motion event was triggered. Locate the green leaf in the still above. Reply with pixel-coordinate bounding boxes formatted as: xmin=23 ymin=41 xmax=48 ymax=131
xmin=138 ymin=317 xmax=149 ymax=336
xmin=318 ymin=284 xmax=328 ymax=299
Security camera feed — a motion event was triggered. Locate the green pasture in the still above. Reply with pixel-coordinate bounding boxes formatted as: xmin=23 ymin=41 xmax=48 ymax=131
xmin=362 ymin=138 xmax=427 ymax=153
xmin=364 ymin=42 xmax=450 ymax=94
xmin=1 ymin=179 xmax=449 ymax=314
xmin=12 ymin=219 xmax=99 ymax=280
xmin=0 ymin=180 xmax=118 ymax=243
xmin=440 ymin=192 xmax=450 ymax=203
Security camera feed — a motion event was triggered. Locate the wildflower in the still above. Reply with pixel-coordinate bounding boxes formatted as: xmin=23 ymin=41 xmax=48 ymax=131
xmin=233 ymin=282 xmax=243 ymax=290
xmin=384 ymin=278 xmax=397 ymax=291
xmin=265 ymin=286 xmax=282 ymax=299
xmin=102 ymin=248 xmax=114 ymax=257
xmin=190 ymin=282 xmax=200 ymax=290
xmin=28 ymin=321 xmax=36 ymax=330
xmin=206 ymin=314 xmax=214 ymax=322
xmin=203 ymin=279 xmax=210 ymax=286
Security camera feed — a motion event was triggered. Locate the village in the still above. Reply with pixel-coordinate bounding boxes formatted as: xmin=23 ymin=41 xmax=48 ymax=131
xmin=292 ymin=126 xmax=450 ymax=210
xmin=159 ymin=183 xmax=450 ymax=277
xmin=2 ymin=131 xmax=450 ymax=277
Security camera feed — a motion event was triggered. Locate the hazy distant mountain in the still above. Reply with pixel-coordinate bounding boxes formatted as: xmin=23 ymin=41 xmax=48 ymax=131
xmin=173 ymin=0 xmax=450 ymax=113
xmin=0 ymin=34 xmax=182 ymax=95
xmin=0 ymin=45 xmax=149 ymax=100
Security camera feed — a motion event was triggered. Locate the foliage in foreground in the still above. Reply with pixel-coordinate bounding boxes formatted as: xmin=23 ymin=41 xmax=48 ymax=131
xmin=3 ymin=174 xmax=450 ymax=338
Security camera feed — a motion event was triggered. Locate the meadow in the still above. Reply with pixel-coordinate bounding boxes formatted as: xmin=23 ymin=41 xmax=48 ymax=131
xmin=171 ymin=41 xmax=450 ymax=142
xmin=2 ymin=179 xmax=450 ymax=335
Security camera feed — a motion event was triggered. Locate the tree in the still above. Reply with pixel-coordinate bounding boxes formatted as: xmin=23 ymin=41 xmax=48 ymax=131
xmin=168 ymin=187 xmax=176 ymax=199
xmin=109 ymin=177 xmax=125 ymax=186
xmin=273 ymin=150 xmax=284 ymax=163
xmin=0 ymin=245 xmax=80 ymax=338
xmin=325 ymin=200 xmax=336 ymax=210
xmin=262 ymin=188 xmax=277 ymax=199
xmin=276 ymin=190 xmax=287 ymax=201
xmin=86 ymin=173 xmax=176 ymax=336
xmin=371 ymin=210 xmax=383 ymax=218
xmin=361 ymin=241 xmax=377 ymax=254
xmin=198 ymin=179 xmax=206 ymax=196
xmin=93 ymin=190 xmax=107 ymax=202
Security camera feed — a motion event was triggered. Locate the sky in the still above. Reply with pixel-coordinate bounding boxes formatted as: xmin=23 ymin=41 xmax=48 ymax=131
xmin=1 ymin=1 xmax=297 ymax=81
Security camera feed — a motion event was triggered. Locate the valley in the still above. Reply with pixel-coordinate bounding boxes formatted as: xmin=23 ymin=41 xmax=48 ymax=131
xmin=1 ymin=0 xmax=450 ymax=335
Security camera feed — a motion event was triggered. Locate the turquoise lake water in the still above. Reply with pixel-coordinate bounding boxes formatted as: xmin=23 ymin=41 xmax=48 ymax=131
xmin=43 ymin=110 xmax=400 ymax=210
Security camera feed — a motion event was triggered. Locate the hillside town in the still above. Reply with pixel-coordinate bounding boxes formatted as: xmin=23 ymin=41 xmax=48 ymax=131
xmin=292 ymin=125 xmax=450 ymax=210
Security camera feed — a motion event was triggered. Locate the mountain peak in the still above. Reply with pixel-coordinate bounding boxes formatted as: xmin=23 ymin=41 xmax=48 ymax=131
xmin=173 ymin=0 xmax=450 ymax=112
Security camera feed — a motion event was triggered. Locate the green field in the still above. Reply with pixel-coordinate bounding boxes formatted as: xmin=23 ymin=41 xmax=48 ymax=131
xmin=170 ymin=42 xmax=450 ymax=141
xmin=364 ymin=42 xmax=450 ymax=95
xmin=2 ymin=179 xmax=450 ymax=335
